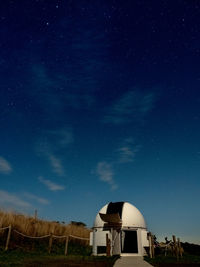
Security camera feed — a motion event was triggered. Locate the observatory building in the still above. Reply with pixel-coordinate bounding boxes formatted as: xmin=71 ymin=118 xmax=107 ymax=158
xmin=90 ymin=202 xmax=149 ymax=256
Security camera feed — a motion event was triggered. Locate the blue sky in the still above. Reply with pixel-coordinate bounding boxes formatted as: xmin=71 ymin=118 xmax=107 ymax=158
xmin=0 ymin=0 xmax=200 ymax=244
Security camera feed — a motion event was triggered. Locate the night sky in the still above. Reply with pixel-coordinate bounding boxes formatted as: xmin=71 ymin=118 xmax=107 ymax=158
xmin=1 ymin=0 xmax=200 ymax=244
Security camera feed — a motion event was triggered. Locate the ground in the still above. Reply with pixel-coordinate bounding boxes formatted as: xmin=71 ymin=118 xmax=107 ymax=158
xmin=144 ymin=254 xmax=200 ymax=267
xmin=0 ymin=251 xmax=118 ymax=267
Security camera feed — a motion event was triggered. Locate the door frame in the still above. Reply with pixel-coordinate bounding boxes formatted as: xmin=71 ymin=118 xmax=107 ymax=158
xmin=120 ymin=229 xmax=139 ymax=255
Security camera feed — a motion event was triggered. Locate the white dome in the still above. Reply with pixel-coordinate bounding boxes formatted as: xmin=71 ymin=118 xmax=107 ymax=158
xmin=94 ymin=202 xmax=146 ymax=229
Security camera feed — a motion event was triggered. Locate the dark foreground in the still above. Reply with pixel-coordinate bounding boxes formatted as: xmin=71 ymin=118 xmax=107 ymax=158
xmin=0 ymin=251 xmax=118 ymax=267
xmin=145 ymin=255 xmax=200 ymax=267
xmin=25 ymin=259 xmax=113 ymax=267
xmin=147 ymin=264 xmax=200 ymax=267
xmin=156 ymin=265 xmax=199 ymax=267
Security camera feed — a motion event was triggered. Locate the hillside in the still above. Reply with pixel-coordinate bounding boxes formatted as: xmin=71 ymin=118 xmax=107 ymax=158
xmin=0 ymin=210 xmax=90 ymax=238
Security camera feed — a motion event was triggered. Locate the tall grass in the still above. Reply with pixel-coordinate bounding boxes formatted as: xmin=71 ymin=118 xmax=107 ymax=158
xmin=0 ymin=210 xmax=90 ymax=238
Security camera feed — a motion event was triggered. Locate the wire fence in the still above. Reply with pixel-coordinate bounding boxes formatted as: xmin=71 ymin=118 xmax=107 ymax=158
xmin=0 ymin=226 xmax=10 ymax=231
xmin=0 ymin=225 xmax=90 ymax=255
xmin=13 ymin=230 xmax=50 ymax=239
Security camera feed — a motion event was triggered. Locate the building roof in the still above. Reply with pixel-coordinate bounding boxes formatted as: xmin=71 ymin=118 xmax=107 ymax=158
xmin=94 ymin=202 xmax=147 ymax=229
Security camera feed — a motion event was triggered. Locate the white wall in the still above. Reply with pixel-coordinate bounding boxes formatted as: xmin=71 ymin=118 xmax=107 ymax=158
xmin=92 ymin=228 xmax=149 ymax=256
xmin=89 ymin=232 xmax=93 ymax=246
xmin=92 ymin=229 xmax=110 ymax=255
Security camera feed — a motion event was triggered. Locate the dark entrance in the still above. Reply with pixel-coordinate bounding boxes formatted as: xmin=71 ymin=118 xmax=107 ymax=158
xmin=121 ymin=230 xmax=138 ymax=253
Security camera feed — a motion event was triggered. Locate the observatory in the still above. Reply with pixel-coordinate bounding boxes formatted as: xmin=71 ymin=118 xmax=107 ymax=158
xmin=90 ymin=202 xmax=149 ymax=256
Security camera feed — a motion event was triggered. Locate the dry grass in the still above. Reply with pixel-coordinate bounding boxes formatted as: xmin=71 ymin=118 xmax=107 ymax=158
xmin=0 ymin=210 xmax=90 ymax=238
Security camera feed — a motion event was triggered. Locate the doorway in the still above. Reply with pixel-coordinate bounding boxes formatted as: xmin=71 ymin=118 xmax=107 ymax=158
xmin=121 ymin=230 xmax=138 ymax=253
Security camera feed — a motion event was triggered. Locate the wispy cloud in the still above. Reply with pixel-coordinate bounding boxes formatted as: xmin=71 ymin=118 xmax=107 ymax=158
xmin=0 ymin=157 xmax=12 ymax=174
xmin=36 ymin=127 xmax=73 ymax=177
xmin=96 ymin=162 xmax=117 ymax=191
xmin=38 ymin=176 xmax=65 ymax=191
xmin=48 ymin=153 xmax=65 ymax=177
xmin=24 ymin=192 xmax=49 ymax=205
xmin=31 ymin=65 xmax=64 ymax=113
xmin=32 ymin=64 xmax=96 ymax=112
xmin=104 ymin=89 xmax=155 ymax=124
xmin=47 ymin=128 xmax=74 ymax=147
xmin=36 ymin=145 xmax=65 ymax=177
xmin=118 ymin=138 xmax=141 ymax=163
xmin=0 ymin=190 xmax=31 ymax=208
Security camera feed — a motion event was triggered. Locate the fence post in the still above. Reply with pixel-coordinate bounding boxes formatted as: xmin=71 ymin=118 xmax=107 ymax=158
xmin=48 ymin=233 xmax=53 ymax=254
xmin=172 ymin=235 xmax=178 ymax=260
xmin=5 ymin=225 xmax=12 ymax=251
xmin=177 ymin=238 xmax=182 ymax=258
xmin=64 ymin=236 xmax=69 ymax=256
xmin=164 ymin=245 xmax=167 ymax=257
xmin=106 ymin=233 xmax=111 ymax=257
xmin=151 ymin=235 xmax=155 ymax=258
xmin=149 ymin=232 xmax=152 ymax=258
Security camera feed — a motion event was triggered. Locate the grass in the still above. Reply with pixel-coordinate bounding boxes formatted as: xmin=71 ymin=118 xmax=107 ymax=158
xmin=0 ymin=210 xmax=90 ymax=239
xmin=0 ymin=210 xmax=94 ymax=266
xmin=145 ymin=254 xmax=200 ymax=266
xmin=145 ymin=241 xmax=200 ymax=266
xmin=0 ymin=229 xmax=92 ymax=255
xmin=0 ymin=250 xmax=118 ymax=267
xmin=0 ymin=210 xmax=119 ymax=266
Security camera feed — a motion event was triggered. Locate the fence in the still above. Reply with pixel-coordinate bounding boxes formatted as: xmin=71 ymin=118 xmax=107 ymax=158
xmin=148 ymin=232 xmax=183 ymax=260
xmin=0 ymin=225 xmax=90 ymax=255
